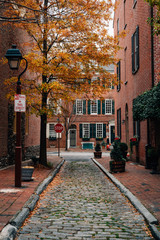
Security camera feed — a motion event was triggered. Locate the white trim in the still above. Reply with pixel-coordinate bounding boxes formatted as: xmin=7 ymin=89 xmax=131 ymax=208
xmin=82 ymin=123 xmax=90 ymax=139
xmin=90 ymin=100 xmax=98 ymax=115
xmin=109 ymin=121 xmax=115 ymax=143
xmin=76 ymin=99 xmax=83 ymax=115
xmin=96 ymin=123 xmax=103 ymax=138
xmin=105 ymin=99 xmax=112 ymax=115
xmin=69 ymin=128 xmax=77 ymax=147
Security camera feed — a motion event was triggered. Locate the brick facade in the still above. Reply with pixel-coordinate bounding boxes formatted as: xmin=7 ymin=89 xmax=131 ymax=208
xmin=114 ymin=0 xmax=160 ymax=167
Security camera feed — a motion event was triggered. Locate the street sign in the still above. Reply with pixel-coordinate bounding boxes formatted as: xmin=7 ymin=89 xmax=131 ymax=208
xmin=14 ymin=94 xmax=26 ymax=112
xmin=54 ymin=123 xmax=63 ymax=133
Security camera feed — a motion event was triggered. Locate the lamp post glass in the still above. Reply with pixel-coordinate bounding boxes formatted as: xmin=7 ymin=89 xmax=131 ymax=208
xmin=5 ymin=45 xmax=22 ymax=70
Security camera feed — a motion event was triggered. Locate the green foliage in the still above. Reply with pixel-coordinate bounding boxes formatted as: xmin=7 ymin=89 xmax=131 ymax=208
xmin=133 ymin=82 xmax=160 ymax=121
xmin=95 ymin=142 xmax=101 ymax=152
xmin=110 ymin=141 xmax=123 ymax=161
xmin=101 ymin=140 xmax=106 ymax=147
xmin=119 ymin=142 xmax=128 ymax=152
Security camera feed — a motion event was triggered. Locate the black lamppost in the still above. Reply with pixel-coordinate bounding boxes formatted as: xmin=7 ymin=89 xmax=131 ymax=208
xmin=5 ymin=45 xmax=28 ymax=187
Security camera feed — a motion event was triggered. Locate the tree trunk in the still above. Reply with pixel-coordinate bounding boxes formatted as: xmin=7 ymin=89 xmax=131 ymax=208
xmin=40 ymin=113 xmax=47 ymax=165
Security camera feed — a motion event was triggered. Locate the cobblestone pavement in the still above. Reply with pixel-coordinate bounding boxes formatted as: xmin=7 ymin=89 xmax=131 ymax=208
xmin=16 ymin=156 xmax=153 ymax=240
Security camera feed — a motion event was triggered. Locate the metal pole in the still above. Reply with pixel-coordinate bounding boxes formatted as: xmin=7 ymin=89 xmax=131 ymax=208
xmin=15 ymin=81 xmax=22 ymax=187
xmin=58 ymin=133 xmax=60 ymax=157
xmin=15 ymin=58 xmax=28 ymax=187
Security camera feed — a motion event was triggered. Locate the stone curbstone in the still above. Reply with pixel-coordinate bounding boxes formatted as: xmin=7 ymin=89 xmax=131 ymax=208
xmin=24 ymin=194 xmax=39 ymax=211
xmin=149 ymin=224 xmax=160 ymax=240
xmin=0 ymin=224 xmax=17 ymax=240
xmin=9 ymin=208 xmax=30 ymax=229
xmin=92 ymin=158 xmax=159 ymax=238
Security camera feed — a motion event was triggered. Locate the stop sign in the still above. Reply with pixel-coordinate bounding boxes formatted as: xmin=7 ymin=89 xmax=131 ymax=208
xmin=54 ymin=123 xmax=63 ymax=133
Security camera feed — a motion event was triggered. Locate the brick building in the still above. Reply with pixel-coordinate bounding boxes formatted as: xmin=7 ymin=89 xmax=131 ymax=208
xmin=0 ymin=26 xmax=40 ymax=168
xmin=47 ymin=65 xmax=115 ymax=150
xmin=114 ymin=0 xmax=160 ymax=168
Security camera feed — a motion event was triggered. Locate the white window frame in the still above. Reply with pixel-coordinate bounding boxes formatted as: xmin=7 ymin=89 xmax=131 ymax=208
xmin=91 ymin=100 xmax=98 ymax=115
xmin=82 ymin=123 xmax=90 ymax=139
xmin=76 ymin=99 xmax=83 ymax=115
xmin=96 ymin=123 xmax=103 ymax=139
xmin=49 ymin=123 xmax=56 ymax=138
xmin=105 ymin=99 xmax=112 ymax=115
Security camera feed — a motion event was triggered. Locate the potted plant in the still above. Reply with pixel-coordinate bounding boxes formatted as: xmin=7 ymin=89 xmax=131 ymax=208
xmin=119 ymin=142 xmax=128 ymax=159
xmin=94 ymin=142 xmax=102 ymax=158
xmin=147 ymin=147 xmax=159 ymax=174
xmin=22 ymin=166 xmax=34 ymax=181
xmin=110 ymin=141 xmax=126 ymax=173
xmin=101 ymin=140 xmax=106 ymax=149
xmin=130 ymin=136 xmax=139 ymax=153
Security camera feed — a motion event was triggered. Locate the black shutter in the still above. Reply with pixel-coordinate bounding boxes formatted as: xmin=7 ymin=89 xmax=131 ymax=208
xmin=88 ymin=100 xmax=91 ymax=114
xmin=102 ymin=100 xmax=105 ymax=114
xmin=79 ymin=124 xmax=82 ymax=138
xmin=73 ymin=101 xmax=76 ymax=114
xmin=93 ymin=124 xmax=96 ymax=138
xmin=103 ymin=124 xmax=106 ymax=138
xmin=98 ymin=100 xmax=101 ymax=114
xmin=112 ymin=100 xmax=115 ymax=114
xmin=136 ymin=26 xmax=139 ymax=71
xmin=83 ymin=100 xmax=86 ymax=114
xmin=90 ymin=124 xmax=93 ymax=138
xmin=131 ymin=34 xmax=135 ymax=73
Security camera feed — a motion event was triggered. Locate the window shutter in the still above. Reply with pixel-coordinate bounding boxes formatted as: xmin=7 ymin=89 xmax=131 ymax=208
xmin=88 ymin=100 xmax=91 ymax=114
xmin=79 ymin=124 xmax=82 ymax=138
xmin=90 ymin=124 xmax=93 ymax=138
xmin=98 ymin=100 xmax=101 ymax=114
xmin=136 ymin=26 xmax=139 ymax=71
xmin=102 ymin=100 xmax=105 ymax=114
xmin=93 ymin=124 xmax=96 ymax=138
xmin=73 ymin=101 xmax=76 ymax=114
xmin=83 ymin=100 xmax=86 ymax=114
xmin=118 ymin=61 xmax=121 ymax=91
xmin=112 ymin=100 xmax=115 ymax=114
xmin=131 ymin=34 xmax=135 ymax=73
xmin=103 ymin=124 xmax=106 ymax=138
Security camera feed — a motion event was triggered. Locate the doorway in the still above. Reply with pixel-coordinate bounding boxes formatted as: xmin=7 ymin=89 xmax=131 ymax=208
xmin=70 ymin=129 xmax=76 ymax=147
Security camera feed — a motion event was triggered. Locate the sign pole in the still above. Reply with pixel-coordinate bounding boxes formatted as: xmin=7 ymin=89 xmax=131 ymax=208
xmin=58 ymin=133 xmax=60 ymax=157
xmin=54 ymin=123 xmax=63 ymax=157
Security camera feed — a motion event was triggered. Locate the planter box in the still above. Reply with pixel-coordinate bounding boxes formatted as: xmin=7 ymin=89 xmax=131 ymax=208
xmin=109 ymin=160 xmax=125 ymax=173
xmin=22 ymin=167 xmax=34 ymax=181
xmin=94 ymin=152 xmax=102 ymax=158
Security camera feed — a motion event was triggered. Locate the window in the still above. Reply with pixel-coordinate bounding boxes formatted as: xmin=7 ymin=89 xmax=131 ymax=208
xmin=117 ymin=108 xmax=121 ymax=138
xmin=132 ymin=26 xmax=139 ymax=74
xmin=83 ymin=123 xmax=90 ymax=139
xmin=117 ymin=18 xmax=119 ymax=36
xmin=117 ymin=61 xmax=121 ymax=91
xmin=49 ymin=124 xmax=56 ymax=138
xmin=91 ymin=100 xmax=97 ymax=114
xmin=133 ymin=120 xmax=140 ymax=139
xmin=76 ymin=100 xmax=83 ymax=114
xmin=124 ymin=47 xmax=127 ymax=84
xmin=105 ymin=99 xmax=112 ymax=114
xmin=96 ymin=123 xmax=103 ymax=138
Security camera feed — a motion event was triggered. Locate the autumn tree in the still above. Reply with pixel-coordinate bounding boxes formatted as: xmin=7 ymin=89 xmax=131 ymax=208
xmin=0 ymin=0 xmax=119 ymax=166
xmin=145 ymin=0 xmax=160 ymax=35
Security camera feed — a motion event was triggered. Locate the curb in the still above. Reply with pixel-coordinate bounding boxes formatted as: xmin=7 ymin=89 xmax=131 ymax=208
xmin=92 ymin=158 xmax=160 ymax=240
xmin=0 ymin=159 xmax=65 ymax=240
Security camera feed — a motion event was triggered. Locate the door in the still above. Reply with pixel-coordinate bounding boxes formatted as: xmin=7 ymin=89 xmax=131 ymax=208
xmin=111 ymin=126 xmax=115 ymax=143
xmin=70 ymin=129 xmax=76 ymax=147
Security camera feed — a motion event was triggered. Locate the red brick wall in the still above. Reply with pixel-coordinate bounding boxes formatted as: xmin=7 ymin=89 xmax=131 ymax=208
xmin=114 ymin=0 xmax=153 ymax=165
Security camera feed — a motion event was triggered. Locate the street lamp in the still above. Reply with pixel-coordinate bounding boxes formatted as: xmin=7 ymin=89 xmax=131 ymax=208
xmin=5 ymin=45 xmax=28 ymax=187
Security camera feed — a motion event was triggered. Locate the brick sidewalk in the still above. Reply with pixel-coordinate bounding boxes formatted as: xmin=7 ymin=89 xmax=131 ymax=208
xmin=97 ymin=157 xmax=160 ymax=224
xmin=0 ymin=156 xmax=62 ymax=232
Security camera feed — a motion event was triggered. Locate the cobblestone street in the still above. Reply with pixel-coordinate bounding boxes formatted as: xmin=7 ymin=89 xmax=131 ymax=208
xmin=16 ymin=156 xmax=153 ymax=240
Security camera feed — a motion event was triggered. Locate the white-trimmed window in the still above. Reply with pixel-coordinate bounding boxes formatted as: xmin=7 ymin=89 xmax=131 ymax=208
xmin=91 ymin=100 xmax=97 ymax=114
xmin=96 ymin=123 xmax=103 ymax=138
xmin=105 ymin=99 xmax=112 ymax=114
xmin=49 ymin=124 xmax=56 ymax=138
xmin=76 ymin=99 xmax=83 ymax=115
xmin=83 ymin=123 xmax=90 ymax=138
